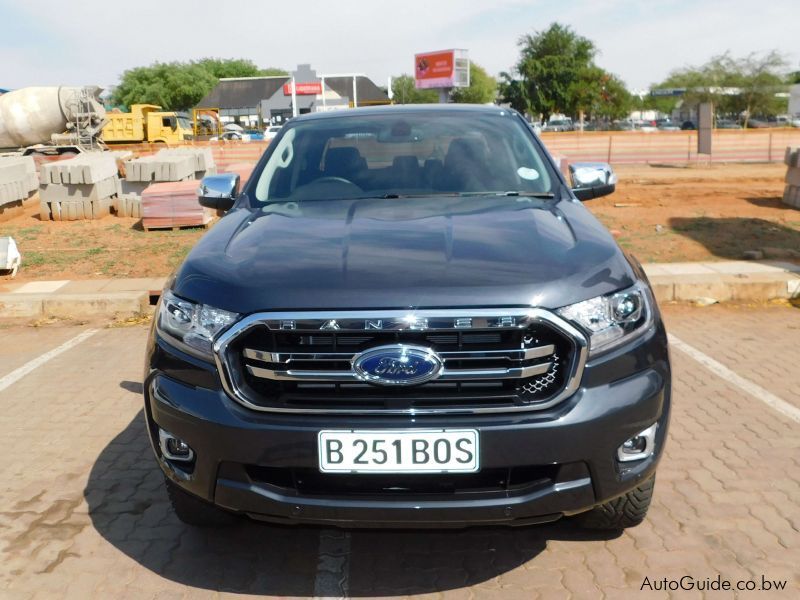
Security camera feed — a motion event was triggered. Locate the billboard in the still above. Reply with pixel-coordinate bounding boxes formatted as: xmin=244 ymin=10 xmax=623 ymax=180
xmin=414 ymin=49 xmax=469 ymax=89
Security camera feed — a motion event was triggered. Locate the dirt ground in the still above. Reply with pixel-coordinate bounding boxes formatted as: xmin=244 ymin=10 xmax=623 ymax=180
xmin=1 ymin=162 xmax=797 ymax=282
xmin=593 ymin=162 xmax=799 ymax=263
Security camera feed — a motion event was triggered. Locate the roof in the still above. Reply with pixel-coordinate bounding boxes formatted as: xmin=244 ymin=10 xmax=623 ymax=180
xmin=196 ymin=77 xmax=289 ymax=109
xmin=197 ymin=74 xmax=390 ymax=110
xmin=324 ymin=76 xmax=389 ymax=104
xmin=290 ymin=103 xmax=508 ymax=122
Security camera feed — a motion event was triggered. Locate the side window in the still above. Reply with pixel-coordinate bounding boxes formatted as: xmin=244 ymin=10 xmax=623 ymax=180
xmin=162 ymin=117 xmax=171 ymax=128
xmin=255 ymin=128 xmax=297 ymax=201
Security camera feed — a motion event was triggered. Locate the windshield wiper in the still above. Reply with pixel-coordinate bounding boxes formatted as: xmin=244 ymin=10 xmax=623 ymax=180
xmin=498 ymin=191 xmax=555 ymax=198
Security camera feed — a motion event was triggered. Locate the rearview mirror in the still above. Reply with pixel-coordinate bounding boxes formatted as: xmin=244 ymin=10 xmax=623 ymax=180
xmin=197 ymin=173 xmax=240 ymax=212
xmin=569 ymin=162 xmax=617 ymax=201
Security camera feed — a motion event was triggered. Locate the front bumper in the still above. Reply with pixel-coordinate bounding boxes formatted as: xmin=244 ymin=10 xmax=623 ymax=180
xmin=144 ymin=323 xmax=671 ymax=528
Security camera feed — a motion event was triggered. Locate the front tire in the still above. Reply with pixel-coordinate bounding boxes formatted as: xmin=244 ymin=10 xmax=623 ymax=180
xmin=164 ymin=477 xmax=236 ymax=527
xmin=576 ymin=475 xmax=655 ymax=530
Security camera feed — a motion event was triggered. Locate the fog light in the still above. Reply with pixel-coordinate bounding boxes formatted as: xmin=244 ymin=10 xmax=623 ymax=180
xmin=159 ymin=429 xmax=194 ymax=462
xmin=617 ymin=423 xmax=657 ymax=462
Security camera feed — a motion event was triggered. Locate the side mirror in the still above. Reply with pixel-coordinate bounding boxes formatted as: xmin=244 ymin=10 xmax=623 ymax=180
xmin=569 ymin=162 xmax=617 ymax=201
xmin=197 ymin=173 xmax=240 ymax=212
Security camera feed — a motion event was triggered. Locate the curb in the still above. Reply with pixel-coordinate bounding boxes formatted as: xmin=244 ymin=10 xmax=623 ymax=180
xmin=649 ymin=273 xmax=799 ymax=304
xmin=1 ymin=269 xmax=798 ymax=319
xmin=0 ymin=291 xmax=150 ymax=319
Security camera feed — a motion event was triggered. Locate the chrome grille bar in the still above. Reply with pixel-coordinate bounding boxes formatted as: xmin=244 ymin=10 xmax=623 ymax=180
xmin=242 ymin=344 xmax=556 ymax=365
xmin=246 ymin=361 xmax=553 ymax=383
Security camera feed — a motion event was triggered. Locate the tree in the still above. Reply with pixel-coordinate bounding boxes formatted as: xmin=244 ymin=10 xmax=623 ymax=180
xmin=508 ymin=23 xmax=631 ymax=123
xmin=390 ymin=74 xmax=438 ymax=104
xmin=451 ymin=62 xmax=496 ymax=104
xmin=112 ymin=59 xmax=288 ymax=110
xmin=498 ymin=71 xmax=529 ymax=113
xmin=651 ymin=51 xmax=788 ymax=126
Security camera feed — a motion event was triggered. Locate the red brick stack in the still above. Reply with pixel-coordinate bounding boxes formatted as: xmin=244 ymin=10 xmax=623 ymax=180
xmin=141 ymin=180 xmax=214 ymax=231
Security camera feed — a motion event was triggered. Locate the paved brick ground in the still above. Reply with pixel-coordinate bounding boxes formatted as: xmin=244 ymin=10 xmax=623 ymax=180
xmin=0 ymin=307 xmax=798 ymax=599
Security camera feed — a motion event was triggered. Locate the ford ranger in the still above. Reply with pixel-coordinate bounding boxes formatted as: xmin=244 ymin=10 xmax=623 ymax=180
xmin=144 ymin=105 xmax=670 ymax=529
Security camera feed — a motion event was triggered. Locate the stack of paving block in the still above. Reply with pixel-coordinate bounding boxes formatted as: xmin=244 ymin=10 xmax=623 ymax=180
xmin=112 ymin=194 xmax=143 ymax=219
xmin=784 ymin=147 xmax=800 ymax=209
xmin=141 ymin=180 xmax=214 ymax=231
xmin=123 ymin=147 xmax=216 ymax=194
xmin=154 ymin=147 xmax=216 ymax=179
xmin=0 ymin=155 xmax=38 ymax=220
xmin=39 ymin=153 xmax=121 ymax=221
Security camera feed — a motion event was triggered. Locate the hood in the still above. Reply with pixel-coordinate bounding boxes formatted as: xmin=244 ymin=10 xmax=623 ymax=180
xmin=173 ymin=196 xmax=635 ymax=314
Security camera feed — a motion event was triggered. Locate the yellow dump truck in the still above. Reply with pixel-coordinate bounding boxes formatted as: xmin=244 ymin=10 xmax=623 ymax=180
xmin=102 ymin=104 xmax=194 ymax=144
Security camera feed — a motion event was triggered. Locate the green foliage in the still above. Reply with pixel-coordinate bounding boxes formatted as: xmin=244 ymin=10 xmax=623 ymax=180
xmin=508 ymin=23 xmax=631 ymax=121
xmin=390 ymin=74 xmax=438 ymax=104
xmin=652 ymin=51 xmax=788 ymax=125
xmin=451 ymin=62 xmax=496 ymax=104
xmin=498 ymin=71 xmax=529 ymax=113
xmin=112 ymin=59 xmax=288 ymax=111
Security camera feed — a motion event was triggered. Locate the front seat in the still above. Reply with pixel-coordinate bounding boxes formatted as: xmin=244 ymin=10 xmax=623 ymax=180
xmin=322 ymin=147 xmax=367 ymax=184
xmin=436 ymin=138 xmax=490 ymax=192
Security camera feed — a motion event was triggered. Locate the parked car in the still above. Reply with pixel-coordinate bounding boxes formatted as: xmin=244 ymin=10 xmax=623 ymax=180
xmin=541 ymin=119 xmax=574 ymax=132
xmin=264 ymin=125 xmax=283 ymax=141
xmin=210 ymin=131 xmax=252 ymax=142
xmin=611 ymin=120 xmax=635 ymax=131
xmin=655 ymin=119 xmax=680 ymax=131
xmin=680 ymin=121 xmax=696 ymax=130
xmin=715 ymin=119 xmax=741 ymax=130
xmin=145 ymin=105 xmax=671 ymax=530
xmin=635 ymin=120 xmax=658 ymax=133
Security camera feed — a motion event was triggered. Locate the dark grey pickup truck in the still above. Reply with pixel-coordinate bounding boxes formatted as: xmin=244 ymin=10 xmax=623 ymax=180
xmin=144 ymin=105 xmax=670 ymax=529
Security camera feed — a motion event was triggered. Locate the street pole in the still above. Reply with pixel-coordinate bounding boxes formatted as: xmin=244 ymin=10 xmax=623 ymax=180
xmin=352 ymin=76 xmax=358 ymax=108
xmin=291 ymin=76 xmax=298 ymax=118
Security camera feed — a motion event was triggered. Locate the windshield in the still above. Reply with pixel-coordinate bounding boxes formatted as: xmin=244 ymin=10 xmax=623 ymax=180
xmin=253 ymin=111 xmax=556 ymax=203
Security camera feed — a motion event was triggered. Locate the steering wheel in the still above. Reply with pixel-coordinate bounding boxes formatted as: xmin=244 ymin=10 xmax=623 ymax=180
xmin=314 ymin=176 xmax=357 ymax=187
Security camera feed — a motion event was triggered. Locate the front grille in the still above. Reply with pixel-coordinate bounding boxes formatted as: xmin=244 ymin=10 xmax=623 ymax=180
xmin=216 ymin=309 xmax=586 ymax=414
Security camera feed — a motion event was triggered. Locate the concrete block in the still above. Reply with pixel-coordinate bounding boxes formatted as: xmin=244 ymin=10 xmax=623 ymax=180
xmin=0 ymin=294 xmax=45 ymax=317
xmin=0 ymin=156 xmax=37 ymax=206
xmin=156 ymin=147 xmax=216 ymax=171
xmin=785 ymin=166 xmax=800 ymax=187
xmin=40 ymin=176 xmax=119 ymax=203
xmin=783 ymin=184 xmax=800 ymax=209
xmin=42 ymin=292 xmax=148 ymax=318
xmin=124 ymin=154 xmax=195 ymax=182
xmin=112 ymin=194 xmax=141 ymax=218
xmin=785 ymin=147 xmax=800 ymax=168
xmin=40 ymin=153 xmax=118 ymax=185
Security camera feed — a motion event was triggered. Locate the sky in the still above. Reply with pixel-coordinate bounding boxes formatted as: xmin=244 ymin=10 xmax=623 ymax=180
xmin=1 ymin=0 xmax=797 ymax=92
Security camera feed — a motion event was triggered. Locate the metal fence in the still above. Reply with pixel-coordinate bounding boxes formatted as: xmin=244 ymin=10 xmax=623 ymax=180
xmin=106 ymin=129 xmax=800 ymax=170
xmin=541 ymin=129 xmax=800 ymax=164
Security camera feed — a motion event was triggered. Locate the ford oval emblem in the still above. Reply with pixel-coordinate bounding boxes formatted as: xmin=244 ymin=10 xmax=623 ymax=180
xmin=352 ymin=345 xmax=443 ymax=386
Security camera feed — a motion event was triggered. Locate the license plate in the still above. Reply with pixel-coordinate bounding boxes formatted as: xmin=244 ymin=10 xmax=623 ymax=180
xmin=318 ymin=429 xmax=479 ymax=473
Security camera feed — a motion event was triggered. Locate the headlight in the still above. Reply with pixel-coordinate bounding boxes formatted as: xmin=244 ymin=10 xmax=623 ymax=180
xmin=557 ymin=282 xmax=654 ymax=355
xmin=156 ymin=290 xmax=239 ymax=359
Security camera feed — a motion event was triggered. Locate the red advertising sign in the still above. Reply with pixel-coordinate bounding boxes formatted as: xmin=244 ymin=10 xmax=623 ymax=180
xmin=283 ymin=82 xmax=323 ymax=96
xmin=414 ymin=50 xmax=455 ymax=89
